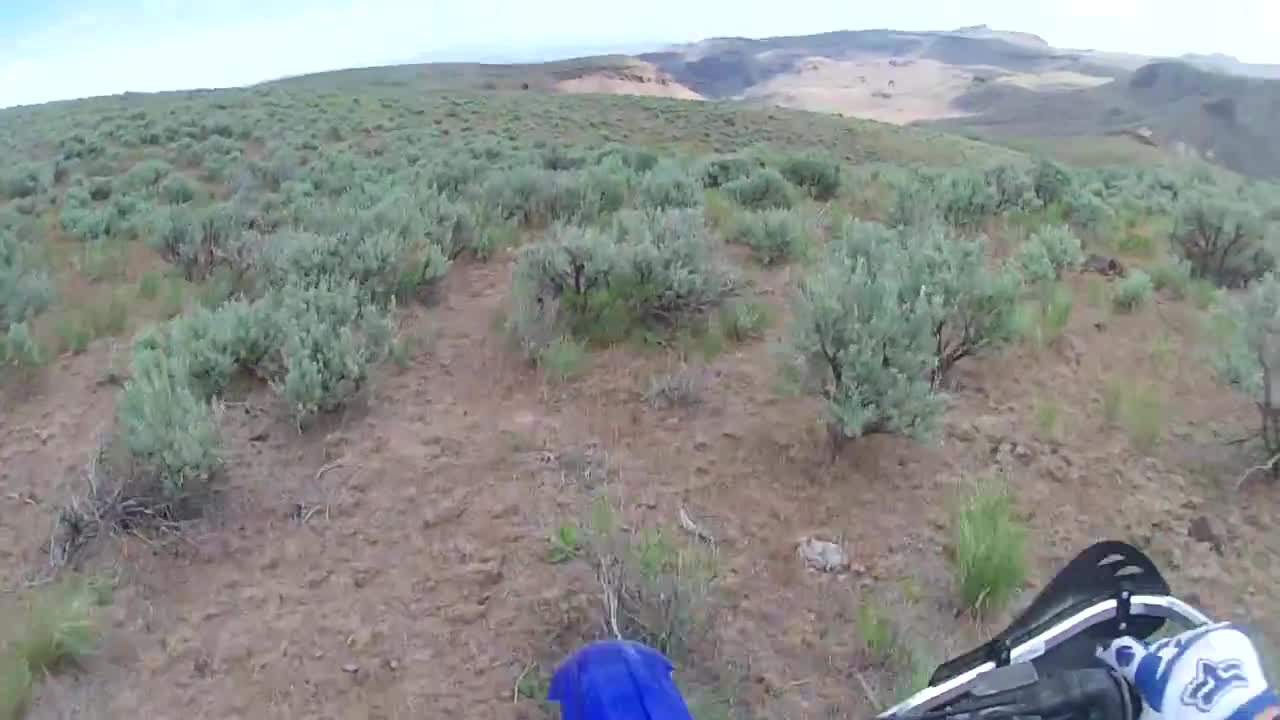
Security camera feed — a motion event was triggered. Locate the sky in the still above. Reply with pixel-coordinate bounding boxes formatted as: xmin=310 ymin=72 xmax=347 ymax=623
xmin=2 ymin=0 xmax=1277 ymax=108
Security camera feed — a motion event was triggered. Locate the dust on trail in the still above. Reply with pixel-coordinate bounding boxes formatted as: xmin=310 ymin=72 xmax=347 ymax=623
xmin=5 ymin=261 xmax=1278 ymax=720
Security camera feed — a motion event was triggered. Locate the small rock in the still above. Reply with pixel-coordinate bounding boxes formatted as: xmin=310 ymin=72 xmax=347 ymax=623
xmin=972 ymin=415 xmax=1007 ymax=443
xmin=949 ymin=423 xmax=977 ymax=443
xmin=386 ymin=658 xmax=400 ymax=671
xmin=342 ymin=663 xmax=360 ymax=674
xmin=798 ymin=537 xmax=849 ymax=573
xmin=1188 ymin=515 xmax=1224 ymax=555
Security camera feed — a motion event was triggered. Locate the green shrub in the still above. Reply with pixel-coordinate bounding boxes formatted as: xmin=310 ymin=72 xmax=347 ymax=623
xmin=547 ymin=165 xmax=629 ymax=222
xmin=939 ymin=170 xmax=997 ymax=229
xmin=482 ymin=166 xmax=553 ymax=225
xmin=60 ymin=203 xmax=119 ymax=242
xmin=423 ymin=194 xmax=481 ymax=260
xmin=782 ymin=225 xmax=942 ymax=443
xmin=160 ymin=174 xmax=197 ymax=205
xmin=1063 ymin=188 xmax=1116 ymax=236
xmin=779 ymin=152 xmax=841 ymax=200
xmin=1 ymin=321 xmax=44 ymax=368
xmin=508 ymin=210 xmax=736 ymax=353
xmin=1018 ymin=225 xmax=1083 ymax=284
xmin=116 ymin=159 xmax=171 ymax=194
xmin=88 ymin=176 xmax=113 ymax=201
xmin=723 ymin=168 xmax=795 ymax=210
xmin=1172 ymin=192 xmax=1272 ymax=287
xmin=1016 ymin=235 xmax=1056 ymax=286
xmin=725 ymin=208 xmax=813 ymax=265
xmin=1032 ymin=158 xmax=1072 ymax=206
xmin=1112 ymin=270 xmax=1153 ymax=313
xmin=0 ymin=233 xmax=54 ymax=325
xmin=268 ymin=280 xmax=394 ymax=423
xmin=261 ymin=228 xmax=449 ymax=305
xmin=985 ymin=164 xmax=1035 ymax=212
xmin=699 ymin=155 xmax=756 ymax=189
xmin=887 ymin=176 xmax=938 ymax=228
xmin=639 ymin=162 xmax=701 ymax=209
xmin=1212 ymin=273 xmax=1280 ymax=455
xmin=0 ymin=163 xmax=48 ymax=200
xmin=782 ymin=220 xmax=1019 ymax=445
xmin=147 ymin=205 xmax=200 ymax=278
xmin=952 ymin=478 xmax=1027 ymax=614
xmin=118 ymin=349 xmax=223 ymax=497
xmin=151 ymin=307 xmax=239 ymax=399
xmin=838 ymin=221 xmax=1021 ymax=385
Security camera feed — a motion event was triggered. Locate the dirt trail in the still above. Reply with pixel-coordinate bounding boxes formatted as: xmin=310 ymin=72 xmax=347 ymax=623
xmin=5 ymin=261 xmax=1280 ymax=719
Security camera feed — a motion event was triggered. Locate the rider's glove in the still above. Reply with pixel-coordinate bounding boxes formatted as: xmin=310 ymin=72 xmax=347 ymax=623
xmin=1098 ymin=624 xmax=1279 ymax=720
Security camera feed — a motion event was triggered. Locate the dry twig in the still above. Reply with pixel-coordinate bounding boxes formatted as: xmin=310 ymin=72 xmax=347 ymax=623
xmin=678 ymin=506 xmax=715 ymax=546
xmin=1233 ymin=451 xmax=1280 ymax=492
xmin=513 ymin=661 xmax=535 ymax=704
xmin=854 ymin=669 xmax=882 ymax=710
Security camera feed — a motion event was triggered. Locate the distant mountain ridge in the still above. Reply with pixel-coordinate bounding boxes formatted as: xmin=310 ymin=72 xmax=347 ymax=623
xmin=268 ymin=25 xmax=1280 ymax=178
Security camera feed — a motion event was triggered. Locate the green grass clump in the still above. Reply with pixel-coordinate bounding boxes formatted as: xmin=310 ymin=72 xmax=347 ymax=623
xmin=1103 ymin=380 xmax=1164 ymax=452
xmin=0 ymin=655 xmax=32 ymax=720
xmin=856 ymin=602 xmax=896 ymax=663
xmin=1016 ymin=283 xmax=1073 ymax=347
xmin=952 ymin=478 xmax=1027 ymax=614
xmin=538 ymin=336 xmax=587 ymax=384
xmin=1150 ymin=258 xmax=1192 ymax=299
xmin=1113 ymin=270 xmax=1154 ymax=313
xmin=1 ymin=578 xmax=107 ymax=719
xmin=1035 ymin=396 xmax=1061 ymax=440
xmin=546 ymin=524 xmax=584 ymax=563
xmin=137 ymin=271 xmax=165 ymax=300
xmin=719 ymin=297 xmax=771 ymax=342
xmin=1188 ymin=278 xmax=1218 ymax=310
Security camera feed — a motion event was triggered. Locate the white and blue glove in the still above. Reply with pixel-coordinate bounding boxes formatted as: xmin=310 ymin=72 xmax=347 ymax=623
xmin=1099 ymin=624 xmax=1279 ymax=720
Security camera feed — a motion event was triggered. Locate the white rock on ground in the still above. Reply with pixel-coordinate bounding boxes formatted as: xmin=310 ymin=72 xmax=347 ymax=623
xmin=798 ymin=537 xmax=850 ymax=573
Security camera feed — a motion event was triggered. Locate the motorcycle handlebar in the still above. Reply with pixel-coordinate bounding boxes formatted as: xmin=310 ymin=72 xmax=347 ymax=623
xmin=911 ymin=668 xmax=1138 ymax=720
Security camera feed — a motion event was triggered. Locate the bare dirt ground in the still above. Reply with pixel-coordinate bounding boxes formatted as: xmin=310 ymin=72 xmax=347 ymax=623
xmin=555 ymin=62 xmax=704 ymax=101
xmin=4 ymin=253 xmax=1279 ymax=719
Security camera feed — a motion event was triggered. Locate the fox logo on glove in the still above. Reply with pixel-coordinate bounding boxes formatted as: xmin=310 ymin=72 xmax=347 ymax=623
xmin=1182 ymin=659 xmax=1249 ymax=712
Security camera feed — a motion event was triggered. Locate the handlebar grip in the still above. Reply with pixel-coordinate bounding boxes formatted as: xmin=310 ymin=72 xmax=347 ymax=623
xmin=1018 ymin=668 xmax=1137 ymax=720
xmin=926 ymin=668 xmax=1136 ymax=720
